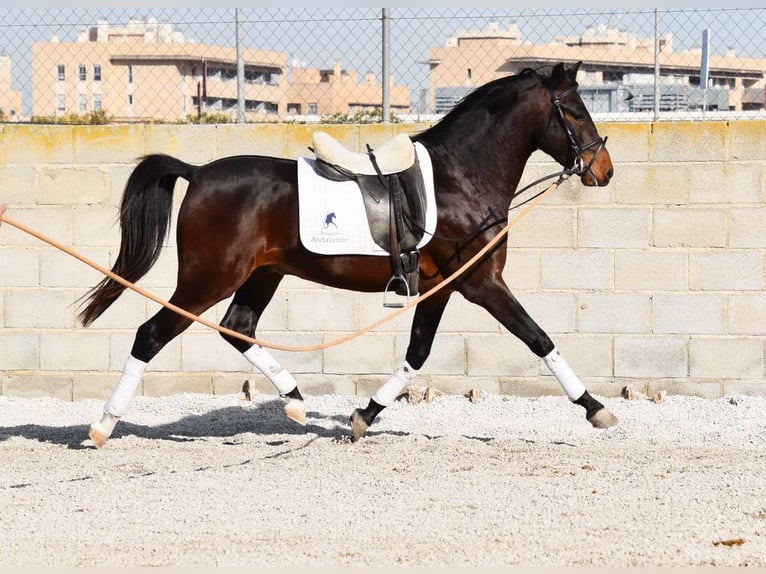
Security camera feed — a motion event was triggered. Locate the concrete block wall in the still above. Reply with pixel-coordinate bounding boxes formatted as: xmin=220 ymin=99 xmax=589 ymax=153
xmin=0 ymin=121 xmax=764 ymax=402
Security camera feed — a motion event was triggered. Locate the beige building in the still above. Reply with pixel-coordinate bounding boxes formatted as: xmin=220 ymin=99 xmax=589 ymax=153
xmin=32 ymin=18 xmax=288 ymax=122
xmin=286 ymin=61 xmax=410 ymax=117
xmin=31 ymin=18 xmax=410 ymax=123
xmin=0 ymin=53 xmax=22 ymax=120
xmin=427 ymin=21 xmax=766 ymax=114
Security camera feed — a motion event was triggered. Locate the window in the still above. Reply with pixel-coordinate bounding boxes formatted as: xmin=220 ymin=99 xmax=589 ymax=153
xmin=467 ymin=68 xmax=472 ymax=81
xmin=56 ymin=93 xmax=65 ymax=113
xmin=308 ymin=102 xmax=318 ymax=115
xmin=93 ymin=93 xmax=102 ymax=111
xmin=57 ymin=65 xmax=65 ymax=81
xmin=128 ymin=94 xmax=133 ymax=105
xmin=78 ymin=94 xmax=87 ymax=112
xmin=127 ymin=64 xmax=133 ymax=84
xmin=78 ymin=65 xmax=86 ymax=81
xmin=93 ymin=65 xmax=101 ymax=82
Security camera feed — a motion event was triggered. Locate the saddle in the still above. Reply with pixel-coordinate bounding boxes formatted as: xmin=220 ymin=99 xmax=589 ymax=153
xmin=311 ymin=131 xmax=427 ymax=306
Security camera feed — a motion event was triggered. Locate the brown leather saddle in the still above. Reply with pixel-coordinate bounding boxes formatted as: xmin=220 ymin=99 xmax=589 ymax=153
xmin=311 ymin=131 xmax=428 ymax=306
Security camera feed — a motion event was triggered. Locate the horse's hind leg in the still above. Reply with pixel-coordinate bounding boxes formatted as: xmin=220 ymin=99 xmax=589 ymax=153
xmin=88 ymin=302 xmax=198 ymax=447
xmin=351 ymin=292 xmax=451 ymax=441
xmin=219 ymin=268 xmax=306 ymax=425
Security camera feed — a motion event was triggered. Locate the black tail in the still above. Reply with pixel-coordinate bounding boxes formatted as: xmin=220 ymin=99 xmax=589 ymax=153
xmin=78 ymin=154 xmax=197 ymax=327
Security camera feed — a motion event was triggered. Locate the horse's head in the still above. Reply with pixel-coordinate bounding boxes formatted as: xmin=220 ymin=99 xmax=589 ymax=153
xmin=539 ymin=62 xmax=613 ymax=187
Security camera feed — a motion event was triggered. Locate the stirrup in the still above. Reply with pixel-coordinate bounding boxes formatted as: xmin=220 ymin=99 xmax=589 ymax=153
xmin=383 ymin=274 xmax=410 ymax=308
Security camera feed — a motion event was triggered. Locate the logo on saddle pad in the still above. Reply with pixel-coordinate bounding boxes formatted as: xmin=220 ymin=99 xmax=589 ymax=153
xmin=310 ymin=210 xmax=348 ymax=246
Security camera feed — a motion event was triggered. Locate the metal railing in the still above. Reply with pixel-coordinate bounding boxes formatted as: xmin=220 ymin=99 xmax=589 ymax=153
xmin=0 ymin=8 xmax=763 ymax=124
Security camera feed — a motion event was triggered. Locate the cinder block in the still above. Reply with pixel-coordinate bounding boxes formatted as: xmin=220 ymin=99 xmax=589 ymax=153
xmin=653 ymin=208 xmax=727 ymax=248
xmin=466 ymin=334 xmax=538 ymax=377
xmin=2 ymin=374 xmax=71 ymax=400
xmin=690 ymin=162 xmax=762 ymax=204
xmin=729 ymin=207 xmax=766 ymax=248
xmin=72 ymin=206 xmax=121 ymax=247
xmin=614 ymin=336 xmax=687 ymax=378
xmin=37 ymin=166 xmax=111 ymax=206
xmin=651 ymin=122 xmax=726 ymax=163
xmin=393 ymin=332 xmax=465 ymax=375
xmin=652 ymin=293 xmax=726 ymax=335
xmin=645 ymin=379 xmax=723 ymax=399
xmin=0 ymin=248 xmax=40 ymax=287
xmin=615 ymin=251 xmax=687 ymax=291
xmin=181 ymin=331 xmax=248 ymax=372
xmin=729 ymin=121 xmax=766 ymax=161
xmin=357 ymin=291 xmax=417 ymax=334
xmin=541 ymin=249 xmax=612 ymax=290
xmin=5 ymin=289 xmax=76 ymax=329
xmin=503 ymin=250 xmax=540 ymax=290
xmin=689 ymin=252 xmax=763 ymax=291
xmin=602 ymin=122 xmax=650 ymax=163
xmin=39 ymin=247 xmax=109 ymax=289
xmin=0 ymin=331 xmax=39 ymax=369
xmin=40 ymin=331 xmax=110 ymax=371
xmin=2 ymin=125 xmax=75 ymax=165
xmin=728 ymin=293 xmax=766 ymax=335
xmin=0 ymin=166 xmax=39 ymax=206
xmin=578 ymin=207 xmax=650 ymax=248
xmin=323 ymin=333 xmax=396 ymax=374
xmin=142 ymin=373 xmax=213 ymax=396
xmin=73 ymin=373 xmax=123 ymax=401
xmin=259 ymin=332 xmax=324 ymax=374
xmin=506 ymin=207 xmax=576 ymax=248
xmin=437 ymin=294 xmax=502 ymax=334
xmin=577 ymin=292 xmax=650 ymax=334
xmin=287 ymin=289 xmax=359 ymax=332
xmin=71 ymin=125 xmax=143 ymax=165
xmin=551 ymin=334 xmax=613 ymax=377
xmin=689 ymin=337 xmax=763 ymax=379
xmin=613 ymin=163 xmax=689 ymax=206
xmin=0 ymin=206 xmax=74 ymax=247
xmin=515 ymin=291 xmax=577 ymax=334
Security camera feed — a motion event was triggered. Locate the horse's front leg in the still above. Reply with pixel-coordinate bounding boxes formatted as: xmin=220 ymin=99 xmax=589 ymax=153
xmin=350 ymin=292 xmax=451 ymax=441
xmin=460 ymin=275 xmax=618 ymax=429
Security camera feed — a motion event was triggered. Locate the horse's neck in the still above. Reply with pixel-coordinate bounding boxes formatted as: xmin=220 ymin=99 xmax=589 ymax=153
xmin=420 ymin=118 xmax=537 ymax=212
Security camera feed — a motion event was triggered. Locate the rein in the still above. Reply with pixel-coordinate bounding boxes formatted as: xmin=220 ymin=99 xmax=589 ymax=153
xmin=0 ymin=173 xmax=568 ymax=353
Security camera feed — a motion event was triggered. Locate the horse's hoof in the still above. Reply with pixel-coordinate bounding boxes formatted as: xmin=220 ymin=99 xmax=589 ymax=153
xmin=88 ymin=425 xmax=109 ymax=449
xmin=349 ymin=409 xmax=369 ymax=443
xmin=284 ymin=398 xmax=306 ymax=426
xmin=588 ymin=408 xmax=618 ymax=429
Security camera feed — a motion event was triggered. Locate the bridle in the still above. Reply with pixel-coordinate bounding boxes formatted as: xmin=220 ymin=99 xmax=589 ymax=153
xmin=550 ymin=84 xmax=608 ymax=183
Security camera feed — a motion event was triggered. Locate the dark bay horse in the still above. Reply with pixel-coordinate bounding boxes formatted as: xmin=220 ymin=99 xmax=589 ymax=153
xmin=80 ymin=61 xmax=615 ymax=448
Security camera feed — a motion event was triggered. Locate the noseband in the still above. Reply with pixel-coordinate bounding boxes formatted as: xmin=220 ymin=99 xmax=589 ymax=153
xmin=550 ymin=84 xmax=608 ymax=181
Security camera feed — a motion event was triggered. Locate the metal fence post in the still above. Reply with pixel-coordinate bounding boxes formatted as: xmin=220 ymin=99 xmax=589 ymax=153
xmin=236 ymin=8 xmax=246 ymax=124
xmin=653 ymin=8 xmax=660 ymax=122
xmin=382 ymin=8 xmax=391 ymax=123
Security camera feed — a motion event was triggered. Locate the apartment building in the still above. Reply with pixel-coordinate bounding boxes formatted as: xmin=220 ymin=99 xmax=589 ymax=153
xmin=31 ymin=18 xmax=287 ymax=122
xmin=30 ymin=18 xmax=409 ymax=123
xmin=0 ymin=52 xmax=22 ymax=120
xmin=287 ymin=61 xmax=410 ymax=117
xmin=427 ymin=21 xmax=766 ymax=115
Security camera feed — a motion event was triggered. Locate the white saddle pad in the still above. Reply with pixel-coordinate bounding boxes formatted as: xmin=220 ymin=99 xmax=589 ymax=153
xmin=297 ymin=142 xmax=436 ymax=256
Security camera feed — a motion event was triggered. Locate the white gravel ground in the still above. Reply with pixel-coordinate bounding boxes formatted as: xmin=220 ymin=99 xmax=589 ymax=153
xmin=1 ymin=390 xmax=765 ymax=567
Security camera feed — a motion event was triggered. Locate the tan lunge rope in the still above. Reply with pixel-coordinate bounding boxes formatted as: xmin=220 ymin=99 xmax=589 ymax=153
xmin=0 ymin=178 xmax=563 ymax=352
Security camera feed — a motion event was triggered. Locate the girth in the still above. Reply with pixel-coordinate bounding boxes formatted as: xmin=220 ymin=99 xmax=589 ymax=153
xmin=311 ymin=131 xmax=427 ymax=304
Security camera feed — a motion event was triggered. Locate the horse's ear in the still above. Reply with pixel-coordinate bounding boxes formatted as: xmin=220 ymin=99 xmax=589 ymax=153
xmin=569 ymin=61 xmax=582 ymax=79
xmin=550 ymin=62 xmax=566 ymax=87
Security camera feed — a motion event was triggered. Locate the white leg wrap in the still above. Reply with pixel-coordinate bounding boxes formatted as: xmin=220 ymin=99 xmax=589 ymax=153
xmin=244 ymin=346 xmax=297 ymax=395
xmin=543 ymin=348 xmax=586 ymax=401
xmin=373 ymin=361 xmax=418 ymax=407
xmin=104 ymin=355 xmax=147 ymax=417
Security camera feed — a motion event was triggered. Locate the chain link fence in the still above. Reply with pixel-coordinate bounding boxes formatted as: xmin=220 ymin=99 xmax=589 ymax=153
xmin=0 ymin=8 xmax=763 ymax=124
